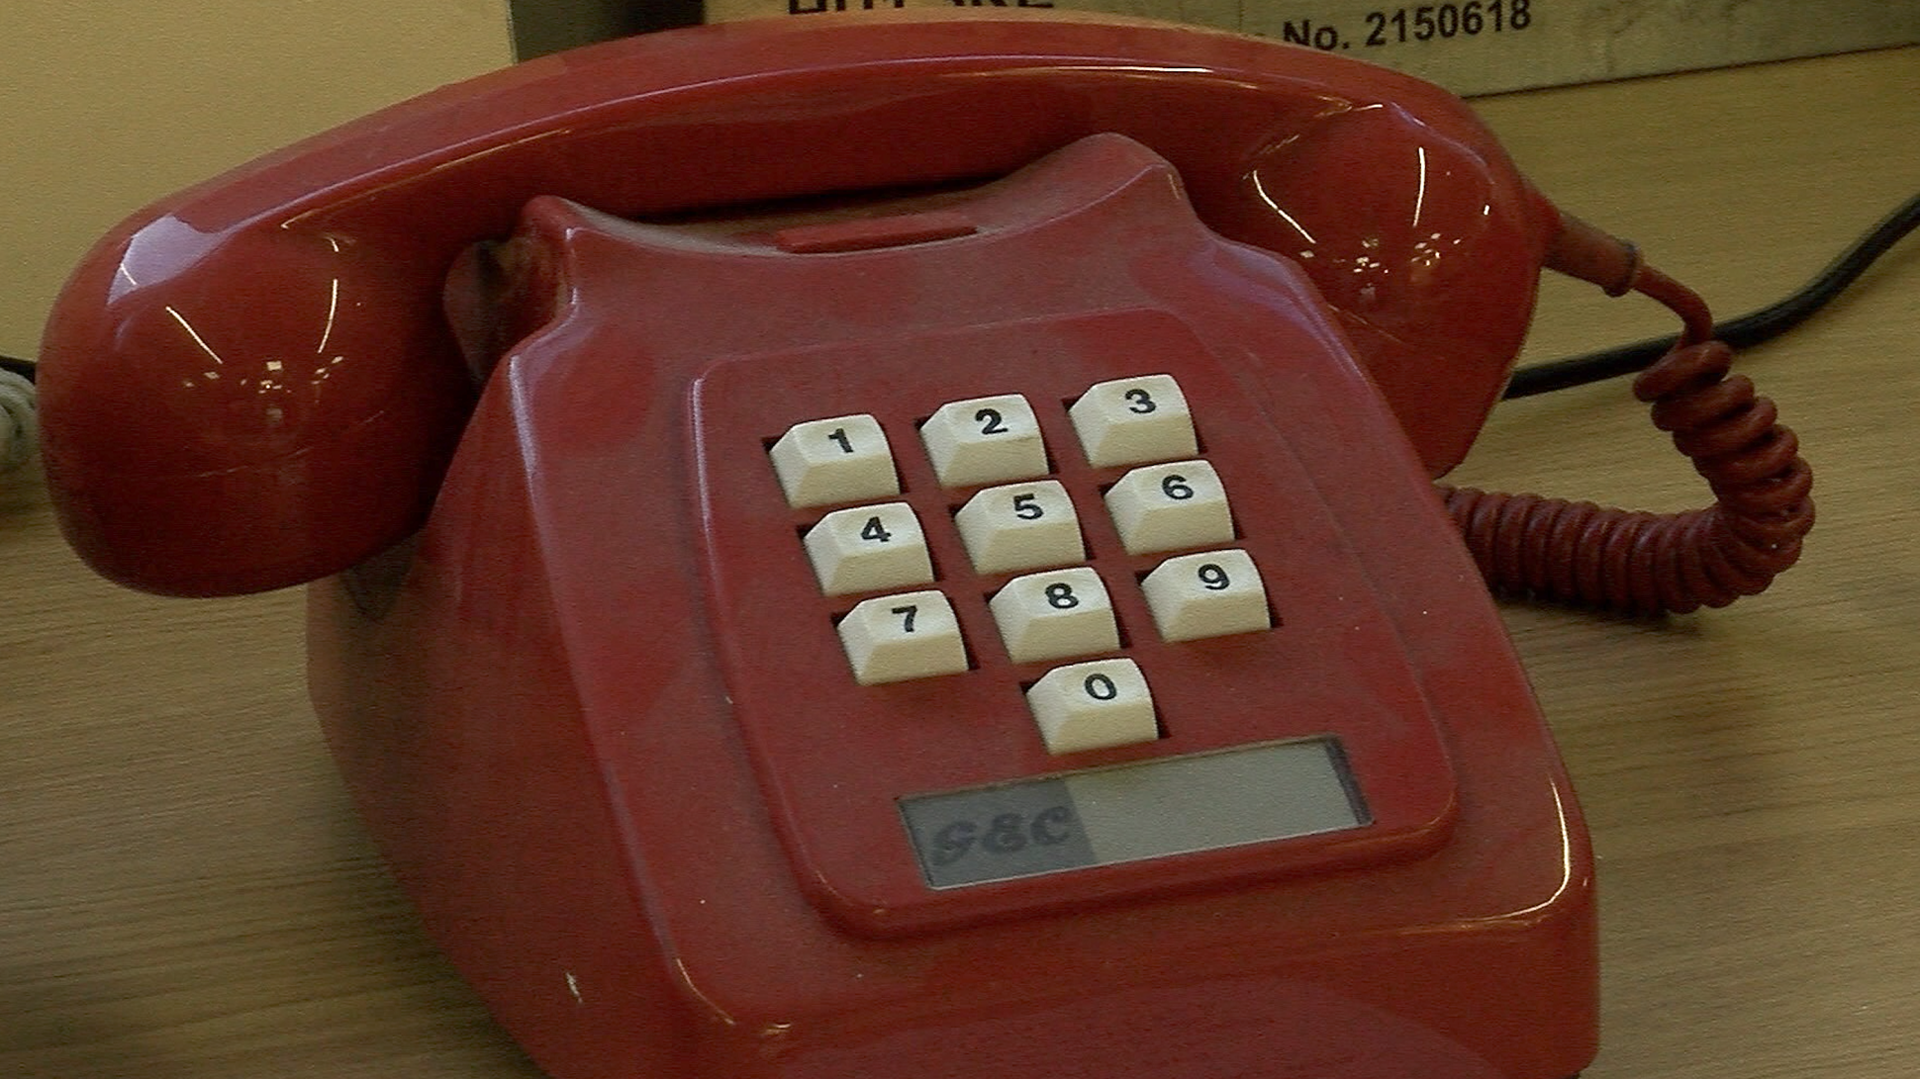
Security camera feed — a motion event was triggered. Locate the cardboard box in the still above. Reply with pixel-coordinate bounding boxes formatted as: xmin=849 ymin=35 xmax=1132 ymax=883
xmin=698 ymin=0 xmax=1919 ymax=96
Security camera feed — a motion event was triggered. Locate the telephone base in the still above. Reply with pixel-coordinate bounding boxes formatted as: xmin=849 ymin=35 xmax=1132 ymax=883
xmin=307 ymin=132 xmax=1595 ymax=1079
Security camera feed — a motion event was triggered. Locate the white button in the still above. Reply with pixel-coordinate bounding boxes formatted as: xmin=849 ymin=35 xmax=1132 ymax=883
xmin=1104 ymin=460 xmax=1234 ymax=555
xmin=837 ymin=590 xmax=969 ymax=685
xmin=803 ymin=503 xmax=934 ymax=596
xmin=1025 ymin=659 xmax=1158 ymax=754
xmin=953 ymin=480 xmax=1084 ymax=574
xmin=988 ymin=567 xmax=1119 ymax=665
xmin=1068 ymin=374 xmax=1197 ymax=468
xmin=769 ymin=414 xmax=899 ymax=508
xmin=919 ymin=394 xmax=1048 ymax=487
xmin=1141 ymin=550 xmax=1272 ymax=642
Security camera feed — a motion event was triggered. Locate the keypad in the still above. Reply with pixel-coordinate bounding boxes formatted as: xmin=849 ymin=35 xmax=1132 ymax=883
xmin=767 ymin=374 xmax=1275 ymax=755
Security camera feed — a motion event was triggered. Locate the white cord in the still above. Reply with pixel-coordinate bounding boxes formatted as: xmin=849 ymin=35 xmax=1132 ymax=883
xmin=1 ymin=368 xmax=37 ymax=472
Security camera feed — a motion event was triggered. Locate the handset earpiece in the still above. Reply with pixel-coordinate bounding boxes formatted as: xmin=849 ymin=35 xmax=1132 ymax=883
xmin=39 ymin=220 xmax=474 ymax=596
xmin=1227 ymin=101 xmax=1557 ymax=476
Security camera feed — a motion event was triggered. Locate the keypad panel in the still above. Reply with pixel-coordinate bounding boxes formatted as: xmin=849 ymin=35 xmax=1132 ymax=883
xmin=696 ymin=310 xmax=1460 ymax=937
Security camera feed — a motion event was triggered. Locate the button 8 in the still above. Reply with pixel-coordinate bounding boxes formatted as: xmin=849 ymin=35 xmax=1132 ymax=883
xmin=988 ymin=567 xmax=1120 ymax=665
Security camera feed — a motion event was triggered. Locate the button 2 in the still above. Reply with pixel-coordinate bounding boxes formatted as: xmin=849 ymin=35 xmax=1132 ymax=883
xmin=920 ymin=394 xmax=1048 ymax=488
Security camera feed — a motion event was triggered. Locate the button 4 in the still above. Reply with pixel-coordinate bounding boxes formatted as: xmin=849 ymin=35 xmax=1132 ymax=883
xmin=803 ymin=503 xmax=934 ymax=596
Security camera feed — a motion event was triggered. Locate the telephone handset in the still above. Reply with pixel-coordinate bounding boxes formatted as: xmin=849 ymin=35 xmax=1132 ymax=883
xmin=37 ymin=12 xmax=1813 ymax=1079
xmin=39 ymin=10 xmax=1572 ymax=598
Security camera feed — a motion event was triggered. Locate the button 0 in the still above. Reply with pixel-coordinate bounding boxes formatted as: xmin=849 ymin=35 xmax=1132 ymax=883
xmin=1025 ymin=659 xmax=1158 ymax=754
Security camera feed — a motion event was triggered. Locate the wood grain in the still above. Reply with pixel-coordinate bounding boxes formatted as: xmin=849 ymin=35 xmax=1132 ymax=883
xmin=3 ymin=44 xmax=1916 ymax=1079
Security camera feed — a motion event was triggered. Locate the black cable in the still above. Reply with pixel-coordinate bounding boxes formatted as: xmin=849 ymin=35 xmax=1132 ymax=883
xmin=1 ymin=354 xmax=33 ymax=382
xmin=1506 ymin=190 xmax=1920 ymax=399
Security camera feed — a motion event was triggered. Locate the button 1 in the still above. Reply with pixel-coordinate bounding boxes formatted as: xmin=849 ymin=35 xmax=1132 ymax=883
xmin=769 ymin=414 xmax=899 ymax=509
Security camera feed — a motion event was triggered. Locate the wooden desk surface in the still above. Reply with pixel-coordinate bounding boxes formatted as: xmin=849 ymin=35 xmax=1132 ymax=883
xmin=4 ymin=44 xmax=1917 ymax=1079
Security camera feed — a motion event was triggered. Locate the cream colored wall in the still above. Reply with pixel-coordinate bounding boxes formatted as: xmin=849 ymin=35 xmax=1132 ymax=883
xmin=1 ymin=1 xmax=515 ymax=358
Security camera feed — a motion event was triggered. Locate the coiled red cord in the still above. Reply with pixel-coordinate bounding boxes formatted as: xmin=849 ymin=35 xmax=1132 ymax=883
xmin=1439 ymin=262 xmax=1815 ymax=615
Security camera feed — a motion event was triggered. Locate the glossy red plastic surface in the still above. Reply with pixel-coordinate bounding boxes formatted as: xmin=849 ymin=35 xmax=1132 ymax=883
xmin=307 ymin=134 xmax=1594 ymax=1079
xmin=38 ymin=12 xmax=1556 ymax=597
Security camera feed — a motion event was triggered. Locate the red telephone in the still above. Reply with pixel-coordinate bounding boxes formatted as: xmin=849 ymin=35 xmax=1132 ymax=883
xmin=36 ymin=12 xmax=1814 ymax=1079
